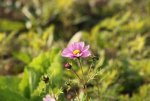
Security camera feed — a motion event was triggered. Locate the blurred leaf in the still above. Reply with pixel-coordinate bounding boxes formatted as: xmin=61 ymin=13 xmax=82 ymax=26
xmin=19 ymin=69 xmax=30 ymax=98
xmin=0 ymin=33 xmax=5 ymax=42
xmin=28 ymin=52 xmax=50 ymax=72
xmin=128 ymin=35 xmax=145 ymax=52
xmin=47 ymin=50 xmax=63 ymax=86
xmin=68 ymin=31 xmax=82 ymax=46
xmin=19 ymin=47 xmax=62 ymax=99
xmin=32 ymin=81 xmax=46 ymax=96
xmin=56 ymin=0 xmax=74 ymax=10
xmin=0 ymin=88 xmax=28 ymax=101
xmin=0 ymin=76 xmax=28 ymax=101
xmin=13 ymin=52 xmax=31 ymax=64
xmin=0 ymin=19 xmax=25 ymax=31
xmin=42 ymin=25 xmax=54 ymax=47
xmin=0 ymin=76 xmax=21 ymax=91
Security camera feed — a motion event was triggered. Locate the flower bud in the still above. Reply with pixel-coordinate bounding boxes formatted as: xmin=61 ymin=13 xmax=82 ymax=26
xmin=64 ymin=63 xmax=72 ymax=69
xmin=42 ymin=75 xmax=49 ymax=83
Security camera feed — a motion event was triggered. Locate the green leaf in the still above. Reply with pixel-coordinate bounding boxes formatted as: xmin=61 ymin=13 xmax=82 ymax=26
xmin=47 ymin=50 xmax=63 ymax=87
xmin=28 ymin=52 xmax=51 ymax=72
xmin=0 ymin=88 xmax=28 ymax=101
xmin=0 ymin=76 xmax=21 ymax=91
xmin=0 ymin=33 xmax=5 ymax=42
xmin=13 ymin=51 xmax=31 ymax=64
xmin=0 ymin=19 xmax=25 ymax=31
xmin=19 ymin=69 xmax=30 ymax=98
xmin=19 ymin=47 xmax=62 ymax=98
xmin=42 ymin=25 xmax=54 ymax=47
xmin=0 ymin=76 xmax=28 ymax=101
xmin=68 ymin=31 xmax=82 ymax=45
xmin=32 ymin=81 xmax=46 ymax=96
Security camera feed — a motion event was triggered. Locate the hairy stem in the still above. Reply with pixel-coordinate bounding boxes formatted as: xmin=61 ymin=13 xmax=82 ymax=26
xmin=70 ymin=69 xmax=82 ymax=82
xmin=77 ymin=58 xmax=84 ymax=76
xmin=77 ymin=58 xmax=89 ymax=101
xmin=74 ymin=89 xmax=80 ymax=101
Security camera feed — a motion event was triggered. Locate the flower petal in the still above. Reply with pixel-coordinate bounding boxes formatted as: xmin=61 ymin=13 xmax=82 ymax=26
xmin=46 ymin=95 xmax=51 ymax=98
xmin=62 ymin=48 xmax=71 ymax=53
xmin=81 ymin=51 xmax=91 ymax=57
xmin=61 ymin=48 xmax=73 ymax=57
xmin=72 ymin=42 xmax=79 ymax=49
xmin=79 ymin=42 xmax=85 ymax=50
xmin=62 ymin=52 xmax=73 ymax=57
xmin=62 ymin=42 xmax=91 ymax=59
xmin=82 ymin=45 xmax=90 ymax=52
xmin=67 ymin=44 xmax=74 ymax=52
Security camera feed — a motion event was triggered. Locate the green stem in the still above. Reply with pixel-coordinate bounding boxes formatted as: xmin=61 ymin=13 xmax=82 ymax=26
xmin=88 ymin=64 xmax=93 ymax=75
xmin=77 ymin=58 xmax=84 ymax=76
xmin=96 ymin=79 xmax=101 ymax=100
xmin=69 ymin=69 xmax=81 ymax=101
xmin=70 ymin=69 xmax=82 ymax=82
xmin=74 ymin=89 xmax=80 ymax=101
xmin=77 ymin=58 xmax=89 ymax=101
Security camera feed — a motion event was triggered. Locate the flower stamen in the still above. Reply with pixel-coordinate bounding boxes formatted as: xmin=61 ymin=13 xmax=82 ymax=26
xmin=73 ymin=49 xmax=80 ymax=55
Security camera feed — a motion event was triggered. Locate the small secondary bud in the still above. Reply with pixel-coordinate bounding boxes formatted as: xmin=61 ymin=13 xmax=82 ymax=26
xmin=42 ymin=75 xmax=49 ymax=83
xmin=64 ymin=63 xmax=72 ymax=69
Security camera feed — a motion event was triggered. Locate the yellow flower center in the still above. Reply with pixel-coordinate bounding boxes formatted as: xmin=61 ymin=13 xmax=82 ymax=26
xmin=73 ymin=49 xmax=80 ymax=55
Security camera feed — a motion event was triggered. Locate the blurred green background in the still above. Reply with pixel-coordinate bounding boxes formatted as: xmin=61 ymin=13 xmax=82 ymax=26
xmin=0 ymin=0 xmax=150 ymax=101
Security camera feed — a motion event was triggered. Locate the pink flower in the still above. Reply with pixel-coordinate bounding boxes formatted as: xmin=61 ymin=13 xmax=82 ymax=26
xmin=43 ymin=94 xmax=55 ymax=101
xmin=62 ymin=42 xmax=91 ymax=59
